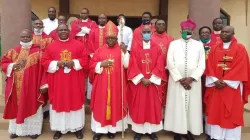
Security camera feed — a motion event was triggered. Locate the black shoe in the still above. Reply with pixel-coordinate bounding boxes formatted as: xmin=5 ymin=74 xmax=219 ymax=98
xmin=206 ymin=135 xmax=216 ymax=140
xmin=147 ymin=133 xmax=158 ymax=140
xmin=43 ymin=111 xmax=49 ymax=119
xmin=10 ymin=134 xmax=18 ymax=139
xmin=93 ymin=133 xmax=102 ymax=140
xmin=134 ymin=133 xmax=142 ymax=140
xmin=183 ymin=132 xmax=195 ymax=140
xmin=107 ymin=132 xmax=115 ymax=139
xmin=53 ymin=131 xmax=62 ymax=139
xmin=30 ymin=135 xmax=39 ymax=139
xmin=75 ymin=129 xmax=83 ymax=139
xmin=174 ymin=134 xmax=182 ymax=140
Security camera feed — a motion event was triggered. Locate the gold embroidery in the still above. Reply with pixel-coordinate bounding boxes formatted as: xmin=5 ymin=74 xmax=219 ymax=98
xmin=159 ymin=42 xmax=167 ymax=55
xmin=105 ymin=54 xmax=114 ymax=120
xmin=33 ymin=35 xmax=52 ymax=50
xmin=142 ymin=53 xmax=152 ymax=74
xmin=60 ymin=50 xmax=72 ymax=61
xmin=99 ymin=28 xmax=104 ymax=48
xmin=223 ymin=56 xmax=233 ymax=60
xmin=5 ymin=49 xmax=18 ymax=61
xmin=218 ymin=54 xmax=233 ymax=76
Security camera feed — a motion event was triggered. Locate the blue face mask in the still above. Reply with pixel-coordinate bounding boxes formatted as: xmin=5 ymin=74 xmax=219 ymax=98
xmin=142 ymin=33 xmax=151 ymax=41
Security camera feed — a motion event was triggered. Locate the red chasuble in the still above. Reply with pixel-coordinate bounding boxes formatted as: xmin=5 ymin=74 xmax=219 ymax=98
xmin=211 ymin=31 xmax=221 ymax=45
xmin=204 ymin=38 xmax=250 ymax=128
xmin=151 ymin=32 xmax=174 ymax=105
xmin=127 ymin=40 xmax=167 ymax=124
xmin=132 ymin=24 xmax=155 ymax=50
xmin=87 ymin=27 xmax=107 ymax=55
xmin=1 ymin=45 xmax=44 ymax=124
xmin=71 ymin=19 xmax=97 ymax=46
xmin=32 ymin=32 xmax=52 ymax=51
xmin=41 ymin=38 xmax=89 ymax=112
xmin=90 ymin=43 xmax=127 ymax=127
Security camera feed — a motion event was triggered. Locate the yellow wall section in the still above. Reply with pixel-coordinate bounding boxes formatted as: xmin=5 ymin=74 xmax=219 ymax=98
xmin=70 ymin=0 xmax=159 ymax=16
xmin=31 ymin=0 xmax=59 ymax=20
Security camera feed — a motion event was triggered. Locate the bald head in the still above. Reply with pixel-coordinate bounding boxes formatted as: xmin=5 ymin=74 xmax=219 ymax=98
xmin=220 ymin=26 xmax=235 ymax=42
xmin=98 ymin=14 xmax=107 ymax=26
xmin=20 ymin=29 xmax=32 ymax=43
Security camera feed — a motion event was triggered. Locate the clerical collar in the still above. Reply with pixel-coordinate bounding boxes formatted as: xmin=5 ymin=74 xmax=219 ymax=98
xmin=143 ymin=41 xmax=150 ymax=49
xmin=214 ymin=30 xmax=221 ymax=34
xmin=223 ymin=41 xmax=231 ymax=49
xmin=59 ymin=38 xmax=70 ymax=42
xmin=99 ymin=25 xmax=105 ymax=29
xmin=82 ymin=19 xmax=88 ymax=22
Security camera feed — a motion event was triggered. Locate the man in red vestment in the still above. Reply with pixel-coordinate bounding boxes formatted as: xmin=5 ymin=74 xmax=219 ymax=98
xmin=71 ymin=8 xmax=97 ymax=46
xmin=90 ymin=21 xmax=129 ymax=140
xmin=127 ymin=25 xmax=167 ymax=140
xmin=211 ymin=18 xmax=224 ymax=44
xmin=1 ymin=30 xmax=46 ymax=139
xmin=132 ymin=12 xmax=156 ymax=50
xmin=41 ymin=24 xmax=89 ymax=139
xmin=49 ymin=15 xmax=67 ymax=40
xmin=151 ymin=19 xmax=174 ymax=106
xmin=33 ymin=19 xmax=53 ymax=51
xmin=204 ymin=26 xmax=250 ymax=140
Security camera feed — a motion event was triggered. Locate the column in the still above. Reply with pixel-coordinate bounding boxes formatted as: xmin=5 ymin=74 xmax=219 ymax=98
xmin=59 ymin=0 xmax=70 ymax=18
xmin=159 ymin=0 xmax=169 ymax=29
xmin=188 ymin=0 xmax=220 ymax=39
xmin=1 ymin=0 xmax=31 ymax=95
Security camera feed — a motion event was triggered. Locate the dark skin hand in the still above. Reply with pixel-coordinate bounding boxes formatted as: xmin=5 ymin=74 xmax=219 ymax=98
xmin=214 ymin=80 xmax=227 ymax=89
xmin=120 ymin=42 xmax=127 ymax=54
xmin=100 ymin=59 xmax=114 ymax=68
xmin=179 ymin=78 xmax=193 ymax=90
xmin=13 ymin=59 xmax=27 ymax=71
xmin=141 ymin=78 xmax=151 ymax=87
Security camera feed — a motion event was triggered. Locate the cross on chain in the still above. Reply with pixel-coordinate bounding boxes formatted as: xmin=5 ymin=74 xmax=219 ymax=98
xmin=218 ymin=54 xmax=232 ymax=76
xmin=142 ymin=53 xmax=152 ymax=74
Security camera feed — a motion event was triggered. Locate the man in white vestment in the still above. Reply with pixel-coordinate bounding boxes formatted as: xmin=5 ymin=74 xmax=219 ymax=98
xmin=117 ymin=14 xmax=133 ymax=51
xmin=164 ymin=19 xmax=205 ymax=140
xmin=42 ymin=7 xmax=58 ymax=35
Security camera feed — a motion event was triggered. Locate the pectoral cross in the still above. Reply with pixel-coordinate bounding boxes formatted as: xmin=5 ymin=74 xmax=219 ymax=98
xmin=142 ymin=53 xmax=152 ymax=74
xmin=218 ymin=54 xmax=233 ymax=76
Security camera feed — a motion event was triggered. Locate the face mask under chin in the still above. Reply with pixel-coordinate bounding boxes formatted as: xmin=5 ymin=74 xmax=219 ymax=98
xmin=182 ymin=32 xmax=192 ymax=40
xmin=20 ymin=41 xmax=33 ymax=47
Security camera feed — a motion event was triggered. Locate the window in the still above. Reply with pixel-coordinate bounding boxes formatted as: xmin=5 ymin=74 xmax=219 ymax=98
xmin=220 ymin=9 xmax=230 ymax=26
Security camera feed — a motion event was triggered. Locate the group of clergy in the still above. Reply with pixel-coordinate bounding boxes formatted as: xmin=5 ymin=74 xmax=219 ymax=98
xmin=1 ymin=6 xmax=250 ymax=140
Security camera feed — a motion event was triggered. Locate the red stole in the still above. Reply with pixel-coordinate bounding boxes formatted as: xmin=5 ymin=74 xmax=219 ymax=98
xmin=71 ymin=18 xmax=97 ymax=46
xmin=127 ymin=41 xmax=167 ymax=124
xmin=90 ymin=44 xmax=127 ymax=127
xmin=41 ymin=39 xmax=89 ymax=112
xmin=1 ymin=45 xmax=44 ymax=124
xmin=204 ymin=39 xmax=250 ymax=128
xmin=87 ymin=27 xmax=106 ymax=55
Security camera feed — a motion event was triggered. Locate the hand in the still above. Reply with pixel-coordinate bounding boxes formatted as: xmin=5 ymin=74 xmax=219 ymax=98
xmin=214 ymin=80 xmax=227 ymax=89
xmin=13 ymin=63 xmax=22 ymax=71
xmin=40 ymin=88 xmax=48 ymax=94
xmin=100 ymin=59 xmax=114 ymax=68
xmin=65 ymin=61 xmax=74 ymax=68
xmin=181 ymin=84 xmax=192 ymax=90
xmin=120 ymin=42 xmax=127 ymax=54
xmin=141 ymin=78 xmax=151 ymax=86
xmin=181 ymin=77 xmax=194 ymax=85
xmin=57 ymin=61 xmax=66 ymax=68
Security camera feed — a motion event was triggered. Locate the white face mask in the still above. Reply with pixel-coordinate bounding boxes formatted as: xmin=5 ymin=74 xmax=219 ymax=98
xmin=34 ymin=28 xmax=43 ymax=34
xmin=20 ymin=41 xmax=33 ymax=48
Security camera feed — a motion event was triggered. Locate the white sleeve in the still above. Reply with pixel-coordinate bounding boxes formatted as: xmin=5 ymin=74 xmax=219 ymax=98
xmin=127 ymin=28 xmax=133 ymax=51
xmin=223 ymin=80 xmax=240 ymax=89
xmin=40 ymin=84 xmax=49 ymax=89
xmin=6 ymin=63 xmax=15 ymax=77
xmin=48 ymin=61 xmax=59 ymax=73
xmin=167 ymin=43 xmax=183 ymax=82
xmin=132 ymin=73 xmax=144 ymax=85
xmin=205 ymin=76 xmax=218 ymax=87
xmin=149 ymin=74 xmax=161 ymax=85
xmin=72 ymin=59 xmax=82 ymax=71
xmin=122 ymin=51 xmax=130 ymax=68
xmin=95 ymin=62 xmax=104 ymax=74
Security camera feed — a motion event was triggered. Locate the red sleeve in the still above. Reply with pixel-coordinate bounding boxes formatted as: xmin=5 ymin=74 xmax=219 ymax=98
xmin=1 ymin=49 xmax=17 ymax=75
xmin=87 ymin=29 xmax=95 ymax=55
xmin=151 ymin=47 xmax=167 ymax=81
xmin=89 ymin=49 xmax=101 ymax=83
xmin=71 ymin=19 xmax=81 ymax=38
xmin=77 ymin=44 xmax=89 ymax=71
xmin=41 ymin=45 xmax=53 ymax=71
xmin=127 ymin=45 xmax=142 ymax=80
